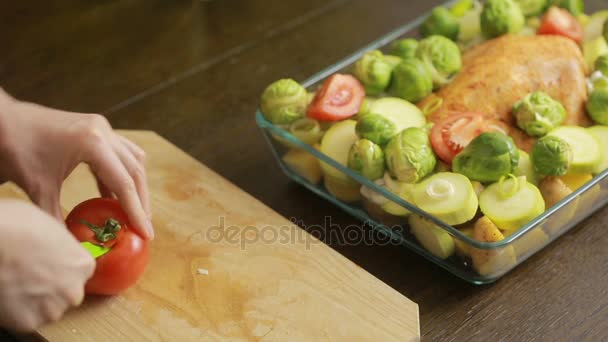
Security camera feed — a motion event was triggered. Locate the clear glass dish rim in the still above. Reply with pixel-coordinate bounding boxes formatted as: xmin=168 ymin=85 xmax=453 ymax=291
xmin=254 ymin=0 xmax=608 ymax=250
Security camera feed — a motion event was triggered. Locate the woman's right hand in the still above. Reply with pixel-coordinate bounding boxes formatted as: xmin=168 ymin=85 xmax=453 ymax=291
xmin=0 ymin=200 xmax=95 ymax=332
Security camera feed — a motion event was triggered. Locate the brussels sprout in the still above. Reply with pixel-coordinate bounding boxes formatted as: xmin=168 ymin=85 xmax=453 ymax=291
xmin=513 ymin=91 xmax=566 ymax=137
xmin=587 ymin=88 xmax=608 ymax=125
xmin=355 ymin=113 xmax=398 ymax=146
xmin=557 ymin=0 xmax=584 ymax=16
xmin=353 ymin=50 xmax=394 ymax=96
xmin=420 ymin=6 xmax=460 ymax=41
xmin=416 ymin=35 xmax=463 ymax=88
xmin=480 ymin=0 xmax=525 ymax=38
xmin=390 ymin=39 xmax=419 ymax=60
xmin=389 ymin=58 xmax=434 ymax=102
xmin=531 ymin=135 xmax=572 ymax=176
xmin=347 ymin=139 xmax=385 ymax=180
xmin=385 ymin=127 xmax=437 ymax=183
xmin=515 ymin=0 xmax=547 ymax=17
xmin=595 ymin=54 xmax=608 ymax=75
xmin=453 ymin=132 xmax=520 ymax=183
xmin=260 ymin=79 xmax=307 ymax=125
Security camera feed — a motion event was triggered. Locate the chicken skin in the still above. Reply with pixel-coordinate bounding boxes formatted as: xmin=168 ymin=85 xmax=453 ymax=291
xmin=419 ymin=34 xmax=590 ymax=151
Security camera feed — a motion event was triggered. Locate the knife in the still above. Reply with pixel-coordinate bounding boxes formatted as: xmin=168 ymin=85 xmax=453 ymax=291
xmin=80 ymin=241 xmax=110 ymax=259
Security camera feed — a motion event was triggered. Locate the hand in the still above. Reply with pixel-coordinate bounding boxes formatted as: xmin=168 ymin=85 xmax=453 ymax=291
xmin=0 ymin=88 xmax=153 ymax=239
xmin=0 ymin=200 xmax=95 ymax=332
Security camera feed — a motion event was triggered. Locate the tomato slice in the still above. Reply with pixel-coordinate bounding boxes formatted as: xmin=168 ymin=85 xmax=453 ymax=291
xmin=430 ymin=112 xmax=500 ymax=164
xmin=538 ymin=6 xmax=584 ymax=44
xmin=307 ymin=73 xmax=365 ymax=121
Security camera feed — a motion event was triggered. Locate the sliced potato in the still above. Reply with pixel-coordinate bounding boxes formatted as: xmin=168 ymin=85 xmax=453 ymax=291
xmin=559 ymin=173 xmax=602 ymax=214
xmin=324 ymin=175 xmax=361 ymax=202
xmin=454 ymin=226 xmax=474 ymax=258
xmin=559 ymin=173 xmax=593 ymax=191
xmin=282 ymin=149 xmax=323 ymax=185
xmin=505 ymin=227 xmax=549 ymax=260
xmin=539 ymin=176 xmax=579 ymax=236
xmin=470 ymin=216 xmax=516 ymax=277
xmin=409 ymin=214 xmax=455 ymax=260
xmin=539 ymin=176 xmax=576 ymax=208
xmin=362 ymin=198 xmax=405 ymax=227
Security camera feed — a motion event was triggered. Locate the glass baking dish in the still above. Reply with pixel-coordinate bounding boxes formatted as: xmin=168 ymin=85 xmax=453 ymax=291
xmin=255 ymin=0 xmax=608 ymax=284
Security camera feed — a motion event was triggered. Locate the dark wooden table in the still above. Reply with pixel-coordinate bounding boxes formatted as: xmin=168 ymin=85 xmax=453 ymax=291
xmin=1 ymin=1 xmax=607 ymax=340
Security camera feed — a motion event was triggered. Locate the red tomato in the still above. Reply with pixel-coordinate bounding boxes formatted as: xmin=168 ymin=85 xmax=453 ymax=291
xmin=66 ymin=198 xmax=149 ymax=295
xmin=430 ymin=113 xmax=503 ymax=164
xmin=538 ymin=7 xmax=583 ymax=44
xmin=307 ymin=73 xmax=365 ymax=121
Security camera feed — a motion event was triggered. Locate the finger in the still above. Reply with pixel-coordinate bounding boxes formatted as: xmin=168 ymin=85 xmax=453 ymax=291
xmin=114 ymin=137 xmax=151 ymax=217
xmin=63 ymin=278 xmax=87 ymax=307
xmin=94 ymin=176 xmax=116 ymax=199
xmin=88 ymin=145 xmax=154 ymax=240
xmin=33 ymin=185 xmax=63 ymax=222
xmin=118 ymin=135 xmax=146 ymax=163
xmin=40 ymin=296 xmax=68 ymax=324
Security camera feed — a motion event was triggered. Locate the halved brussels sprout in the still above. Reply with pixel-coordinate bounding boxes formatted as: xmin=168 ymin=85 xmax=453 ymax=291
xmin=355 ymin=113 xmax=398 ymax=146
xmin=385 ymin=127 xmax=437 ymax=183
xmin=260 ymin=79 xmax=308 ymax=125
xmin=347 ymin=139 xmax=386 ymax=180
xmin=453 ymin=132 xmax=520 ymax=183
xmin=289 ymin=117 xmax=324 ymax=145
xmin=480 ymin=0 xmax=525 ymax=38
xmin=416 ymin=35 xmax=462 ymax=88
xmin=513 ymin=91 xmax=566 ymax=137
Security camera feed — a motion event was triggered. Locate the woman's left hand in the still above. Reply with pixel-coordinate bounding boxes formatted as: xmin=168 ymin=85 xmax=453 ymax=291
xmin=0 ymin=88 xmax=154 ymax=239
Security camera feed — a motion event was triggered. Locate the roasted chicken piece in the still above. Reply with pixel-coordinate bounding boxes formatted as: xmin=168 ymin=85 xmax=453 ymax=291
xmin=419 ymin=34 xmax=590 ymax=151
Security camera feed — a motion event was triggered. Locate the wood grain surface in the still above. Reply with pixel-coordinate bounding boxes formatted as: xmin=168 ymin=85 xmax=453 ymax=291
xmin=2 ymin=0 xmax=607 ymax=340
xmin=0 ymin=131 xmax=419 ymax=341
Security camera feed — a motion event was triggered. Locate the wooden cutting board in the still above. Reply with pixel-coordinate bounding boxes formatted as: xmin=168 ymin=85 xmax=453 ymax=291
xmin=1 ymin=130 xmax=419 ymax=342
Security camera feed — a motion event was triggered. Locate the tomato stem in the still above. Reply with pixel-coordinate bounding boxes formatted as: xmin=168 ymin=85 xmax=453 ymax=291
xmin=81 ymin=218 xmax=122 ymax=243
